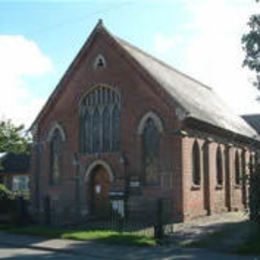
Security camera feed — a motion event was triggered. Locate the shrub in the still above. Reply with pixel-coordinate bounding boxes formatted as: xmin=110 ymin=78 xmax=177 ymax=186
xmin=0 ymin=184 xmax=11 ymax=200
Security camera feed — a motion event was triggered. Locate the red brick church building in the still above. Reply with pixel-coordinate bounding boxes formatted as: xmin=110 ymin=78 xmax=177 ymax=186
xmin=30 ymin=20 xmax=259 ymax=224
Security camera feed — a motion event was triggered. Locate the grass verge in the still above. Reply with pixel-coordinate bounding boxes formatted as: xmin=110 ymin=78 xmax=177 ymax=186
xmin=0 ymin=225 xmax=156 ymax=246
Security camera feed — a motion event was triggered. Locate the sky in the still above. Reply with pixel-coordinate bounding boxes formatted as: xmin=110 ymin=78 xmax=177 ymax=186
xmin=0 ymin=0 xmax=260 ymax=129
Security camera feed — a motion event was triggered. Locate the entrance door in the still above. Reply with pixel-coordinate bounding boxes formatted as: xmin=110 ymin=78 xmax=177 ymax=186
xmin=90 ymin=166 xmax=111 ymax=216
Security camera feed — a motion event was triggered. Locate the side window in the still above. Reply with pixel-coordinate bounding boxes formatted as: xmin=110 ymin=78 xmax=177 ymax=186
xmin=50 ymin=128 xmax=63 ymax=185
xmin=235 ymin=151 xmax=240 ymax=185
xmin=216 ymin=146 xmax=223 ymax=186
xmin=143 ymin=118 xmax=160 ymax=185
xmin=192 ymin=140 xmax=201 ymax=186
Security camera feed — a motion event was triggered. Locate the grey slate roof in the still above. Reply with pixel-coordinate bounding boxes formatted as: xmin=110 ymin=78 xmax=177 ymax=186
xmin=242 ymin=114 xmax=260 ymax=135
xmin=30 ymin=21 xmax=257 ymax=140
xmin=115 ymin=37 xmax=257 ymax=139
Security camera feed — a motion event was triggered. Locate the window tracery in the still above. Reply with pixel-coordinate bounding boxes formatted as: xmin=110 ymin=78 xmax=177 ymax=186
xmin=80 ymin=86 xmax=120 ymax=154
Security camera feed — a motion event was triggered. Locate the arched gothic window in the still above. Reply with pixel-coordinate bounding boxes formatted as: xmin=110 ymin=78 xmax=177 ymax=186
xmin=112 ymin=105 xmax=120 ymax=152
xmin=235 ymin=151 xmax=240 ymax=185
xmin=216 ymin=146 xmax=223 ymax=186
xmin=103 ymin=107 xmax=110 ymax=152
xmin=192 ymin=140 xmax=201 ymax=186
xmin=143 ymin=118 xmax=160 ymax=185
xmin=80 ymin=86 xmax=121 ymax=154
xmin=50 ymin=128 xmax=62 ymax=185
xmin=93 ymin=108 xmax=101 ymax=153
xmin=84 ymin=110 xmax=92 ymax=153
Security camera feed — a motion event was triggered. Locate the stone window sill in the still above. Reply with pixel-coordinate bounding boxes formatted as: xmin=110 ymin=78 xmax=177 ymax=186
xmin=234 ymin=184 xmax=241 ymax=189
xmin=191 ymin=184 xmax=201 ymax=190
xmin=215 ymin=184 xmax=223 ymax=190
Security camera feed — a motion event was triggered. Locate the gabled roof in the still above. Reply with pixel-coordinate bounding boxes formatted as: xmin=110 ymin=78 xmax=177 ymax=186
xmin=242 ymin=114 xmax=260 ymax=135
xmin=115 ymin=37 xmax=257 ymax=139
xmin=31 ymin=20 xmax=257 ymax=140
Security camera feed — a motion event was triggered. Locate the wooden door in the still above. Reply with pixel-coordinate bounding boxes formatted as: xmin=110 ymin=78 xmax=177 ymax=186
xmin=91 ymin=166 xmax=110 ymax=216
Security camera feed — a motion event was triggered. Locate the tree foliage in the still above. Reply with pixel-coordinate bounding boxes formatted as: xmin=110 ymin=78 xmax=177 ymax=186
xmin=0 ymin=120 xmax=30 ymax=154
xmin=242 ymin=0 xmax=260 ymax=89
xmin=0 ymin=184 xmax=11 ymax=200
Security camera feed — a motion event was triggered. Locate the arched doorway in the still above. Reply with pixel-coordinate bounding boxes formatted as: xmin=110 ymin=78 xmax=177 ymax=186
xmin=89 ymin=165 xmax=111 ymax=216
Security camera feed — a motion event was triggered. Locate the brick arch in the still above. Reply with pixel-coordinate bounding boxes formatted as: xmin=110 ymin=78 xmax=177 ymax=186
xmin=78 ymin=83 xmax=121 ymax=109
xmin=137 ymin=111 xmax=164 ymax=135
xmin=84 ymin=160 xmax=114 ymax=183
xmin=46 ymin=122 xmax=66 ymax=142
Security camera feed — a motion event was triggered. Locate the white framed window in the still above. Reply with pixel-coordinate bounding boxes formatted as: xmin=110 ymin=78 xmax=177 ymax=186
xmin=12 ymin=176 xmax=29 ymax=191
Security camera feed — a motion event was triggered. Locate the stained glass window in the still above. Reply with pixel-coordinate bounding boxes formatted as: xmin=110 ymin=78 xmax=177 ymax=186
xmin=103 ymin=107 xmax=110 ymax=152
xmin=93 ymin=108 xmax=101 ymax=153
xmin=143 ymin=118 xmax=160 ymax=185
xmin=50 ymin=129 xmax=62 ymax=185
xmin=112 ymin=105 xmax=120 ymax=152
xmin=85 ymin=110 xmax=92 ymax=153
xmin=80 ymin=86 xmax=120 ymax=154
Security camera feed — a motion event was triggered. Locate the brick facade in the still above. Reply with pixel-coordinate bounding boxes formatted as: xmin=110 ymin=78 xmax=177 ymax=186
xmin=30 ymin=22 xmax=257 ymax=225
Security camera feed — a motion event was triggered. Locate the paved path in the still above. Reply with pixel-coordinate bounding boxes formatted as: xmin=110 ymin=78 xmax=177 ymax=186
xmin=172 ymin=212 xmax=247 ymax=238
xmin=0 ymin=231 xmax=258 ymax=260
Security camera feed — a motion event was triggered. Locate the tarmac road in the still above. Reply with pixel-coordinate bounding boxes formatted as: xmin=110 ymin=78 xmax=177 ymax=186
xmin=0 ymin=244 xmax=106 ymax=260
xmin=0 ymin=243 xmax=258 ymax=260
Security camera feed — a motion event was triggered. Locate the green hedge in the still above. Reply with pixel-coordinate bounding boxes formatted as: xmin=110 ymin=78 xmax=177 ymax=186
xmin=0 ymin=184 xmax=12 ymax=200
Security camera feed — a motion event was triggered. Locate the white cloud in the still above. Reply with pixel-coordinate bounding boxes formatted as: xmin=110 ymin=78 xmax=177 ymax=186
xmin=180 ymin=0 xmax=260 ymax=115
xmin=153 ymin=0 xmax=260 ymax=115
xmin=0 ymin=35 xmax=53 ymax=128
xmin=154 ymin=33 xmax=181 ymax=54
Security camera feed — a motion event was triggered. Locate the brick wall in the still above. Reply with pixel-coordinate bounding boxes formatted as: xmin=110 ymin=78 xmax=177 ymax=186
xmin=181 ymin=131 xmax=252 ymax=222
xmin=30 ymin=29 xmax=254 ymax=225
xmin=30 ymin=30 xmax=183 ymax=224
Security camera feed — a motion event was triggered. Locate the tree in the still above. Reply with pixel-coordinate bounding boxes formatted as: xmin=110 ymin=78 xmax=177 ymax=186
xmin=242 ymin=1 xmax=260 ymax=225
xmin=242 ymin=0 xmax=260 ymax=90
xmin=0 ymin=120 xmax=30 ymax=154
xmin=249 ymin=162 xmax=260 ymax=224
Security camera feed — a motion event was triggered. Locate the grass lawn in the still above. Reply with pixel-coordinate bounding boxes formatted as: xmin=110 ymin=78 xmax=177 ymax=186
xmin=0 ymin=225 xmax=156 ymax=246
xmin=182 ymin=220 xmax=260 ymax=255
